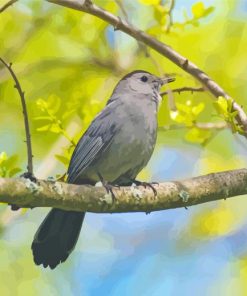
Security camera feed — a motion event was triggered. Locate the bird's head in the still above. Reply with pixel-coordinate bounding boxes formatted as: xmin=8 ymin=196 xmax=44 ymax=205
xmin=108 ymin=70 xmax=175 ymax=106
xmin=114 ymin=70 xmax=175 ymax=97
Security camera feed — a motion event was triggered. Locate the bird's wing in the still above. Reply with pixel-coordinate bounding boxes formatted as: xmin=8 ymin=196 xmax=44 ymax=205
xmin=67 ymin=102 xmax=119 ymax=183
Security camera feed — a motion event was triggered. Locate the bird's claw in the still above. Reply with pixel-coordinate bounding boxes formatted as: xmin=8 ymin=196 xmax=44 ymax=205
xmin=132 ymin=180 xmax=158 ymax=198
xmin=9 ymin=172 xmax=37 ymax=211
xmin=103 ymin=183 xmax=117 ymax=203
xmin=97 ymin=173 xmax=118 ymax=203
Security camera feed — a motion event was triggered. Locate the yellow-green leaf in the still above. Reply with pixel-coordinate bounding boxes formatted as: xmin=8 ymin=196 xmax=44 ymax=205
xmin=37 ymin=124 xmax=51 ymax=132
xmin=49 ymin=123 xmax=62 ymax=133
xmin=9 ymin=167 xmax=22 ymax=177
xmin=55 ymin=154 xmax=70 ymax=166
xmin=192 ymin=2 xmax=214 ymax=19
xmin=0 ymin=152 xmax=8 ymax=165
xmin=214 ymin=96 xmax=228 ymax=116
xmin=139 ymin=0 xmax=160 ymax=5
xmin=192 ymin=2 xmax=206 ymax=18
xmin=192 ymin=103 xmax=205 ymax=116
xmin=185 ymin=127 xmax=211 ymax=144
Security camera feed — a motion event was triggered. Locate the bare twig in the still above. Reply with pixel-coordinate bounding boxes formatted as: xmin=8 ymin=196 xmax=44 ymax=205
xmin=0 ymin=169 xmax=247 ymax=212
xmin=165 ymin=0 xmax=175 ymax=32
xmin=115 ymin=0 xmax=129 ymax=21
xmin=0 ymin=58 xmax=33 ymax=175
xmin=165 ymin=88 xmax=177 ymax=111
xmin=160 ymin=86 xmax=204 ymax=97
xmin=0 ymin=0 xmax=18 ymax=13
xmin=161 ymin=85 xmax=204 ymax=112
xmin=46 ymin=0 xmax=247 ymax=137
xmin=195 ymin=122 xmax=227 ymax=130
xmin=159 ymin=121 xmax=227 ymax=132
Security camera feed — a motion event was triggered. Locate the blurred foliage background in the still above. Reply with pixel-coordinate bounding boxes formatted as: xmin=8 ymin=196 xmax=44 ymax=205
xmin=0 ymin=0 xmax=247 ymax=295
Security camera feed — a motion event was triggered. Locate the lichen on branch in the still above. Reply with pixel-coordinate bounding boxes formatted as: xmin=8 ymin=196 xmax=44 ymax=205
xmin=0 ymin=169 xmax=246 ymax=213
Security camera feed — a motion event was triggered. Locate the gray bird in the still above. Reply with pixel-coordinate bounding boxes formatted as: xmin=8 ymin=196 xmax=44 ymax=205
xmin=31 ymin=70 xmax=175 ymax=269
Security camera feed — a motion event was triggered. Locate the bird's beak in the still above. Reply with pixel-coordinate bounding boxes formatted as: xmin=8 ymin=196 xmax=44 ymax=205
xmin=160 ymin=76 xmax=175 ymax=85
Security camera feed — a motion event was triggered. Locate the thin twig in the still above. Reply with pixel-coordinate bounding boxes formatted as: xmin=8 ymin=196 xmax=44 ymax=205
xmin=165 ymin=0 xmax=175 ymax=32
xmin=165 ymin=88 xmax=177 ymax=111
xmin=195 ymin=122 xmax=227 ymax=130
xmin=160 ymin=86 xmax=204 ymax=97
xmin=46 ymin=0 xmax=247 ymax=138
xmin=0 ymin=0 xmax=18 ymax=13
xmin=115 ymin=0 xmax=129 ymax=21
xmin=0 ymin=58 xmax=33 ymax=175
xmin=161 ymin=86 xmax=204 ymax=112
xmin=159 ymin=121 xmax=227 ymax=132
xmin=115 ymin=0 xmax=151 ymax=59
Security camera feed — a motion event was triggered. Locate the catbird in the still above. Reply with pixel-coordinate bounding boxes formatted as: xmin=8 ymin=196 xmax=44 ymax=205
xmin=31 ymin=70 xmax=175 ymax=269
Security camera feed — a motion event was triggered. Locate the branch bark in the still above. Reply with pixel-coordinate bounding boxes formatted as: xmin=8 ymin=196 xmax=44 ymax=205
xmin=0 ymin=0 xmax=18 ymax=13
xmin=46 ymin=0 xmax=247 ymax=137
xmin=0 ymin=169 xmax=247 ymax=213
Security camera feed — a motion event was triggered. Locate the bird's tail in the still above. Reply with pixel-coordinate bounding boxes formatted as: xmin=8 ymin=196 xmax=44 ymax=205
xmin=31 ymin=209 xmax=85 ymax=269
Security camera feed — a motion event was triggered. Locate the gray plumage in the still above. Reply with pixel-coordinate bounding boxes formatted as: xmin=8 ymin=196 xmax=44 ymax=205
xmin=32 ymin=70 xmax=174 ymax=269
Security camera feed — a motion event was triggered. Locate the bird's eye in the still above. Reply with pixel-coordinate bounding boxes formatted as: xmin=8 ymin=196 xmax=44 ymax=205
xmin=140 ymin=75 xmax=148 ymax=82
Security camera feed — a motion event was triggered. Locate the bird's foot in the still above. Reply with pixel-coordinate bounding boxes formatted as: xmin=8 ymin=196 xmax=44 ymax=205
xmin=97 ymin=173 xmax=118 ymax=203
xmin=9 ymin=172 xmax=37 ymax=211
xmin=132 ymin=180 xmax=158 ymax=198
xmin=103 ymin=182 xmax=118 ymax=203
xmin=21 ymin=171 xmax=37 ymax=183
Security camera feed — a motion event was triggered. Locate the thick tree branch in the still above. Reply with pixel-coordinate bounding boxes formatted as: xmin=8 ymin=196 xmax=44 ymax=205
xmin=0 ymin=169 xmax=247 ymax=213
xmin=46 ymin=0 xmax=247 ymax=137
xmin=0 ymin=58 xmax=33 ymax=175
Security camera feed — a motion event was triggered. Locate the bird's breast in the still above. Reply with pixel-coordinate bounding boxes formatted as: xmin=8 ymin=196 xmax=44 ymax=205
xmin=80 ymin=98 xmax=158 ymax=184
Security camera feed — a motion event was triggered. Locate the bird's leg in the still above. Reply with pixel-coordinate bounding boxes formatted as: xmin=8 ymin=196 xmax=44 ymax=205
xmin=131 ymin=179 xmax=158 ymax=197
xmin=97 ymin=173 xmax=117 ymax=203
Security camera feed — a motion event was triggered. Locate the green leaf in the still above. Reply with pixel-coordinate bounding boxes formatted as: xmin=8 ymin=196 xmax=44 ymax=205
xmin=192 ymin=2 xmax=214 ymax=19
xmin=192 ymin=103 xmax=205 ymax=116
xmin=36 ymin=95 xmax=61 ymax=115
xmin=8 ymin=167 xmax=22 ymax=177
xmin=49 ymin=123 xmax=62 ymax=133
xmin=139 ymin=0 xmax=160 ymax=5
xmin=0 ymin=152 xmax=7 ymax=165
xmin=55 ymin=154 xmax=69 ymax=166
xmin=46 ymin=94 xmax=61 ymax=115
xmin=4 ymin=155 xmax=18 ymax=168
xmin=185 ymin=127 xmax=211 ymax=144
xmin=34 ymin=116 xmax=53 ymax=121
xmin=213 ymin=96 xmax=243 ymax=134
xmin=153 ymin=4 xmax=167 ymax=26
xmin=36 ymin=98 xmax=48 ymax=111
xmin=214 ymin=96 xmax=228 ymax=116
xmin=192 ymin=2 xmax=206 ymax=18
xmin=170 ymin=102 xmax=205 ymax=126
xmin=36 ymin=124 xmax=51 ymax=132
